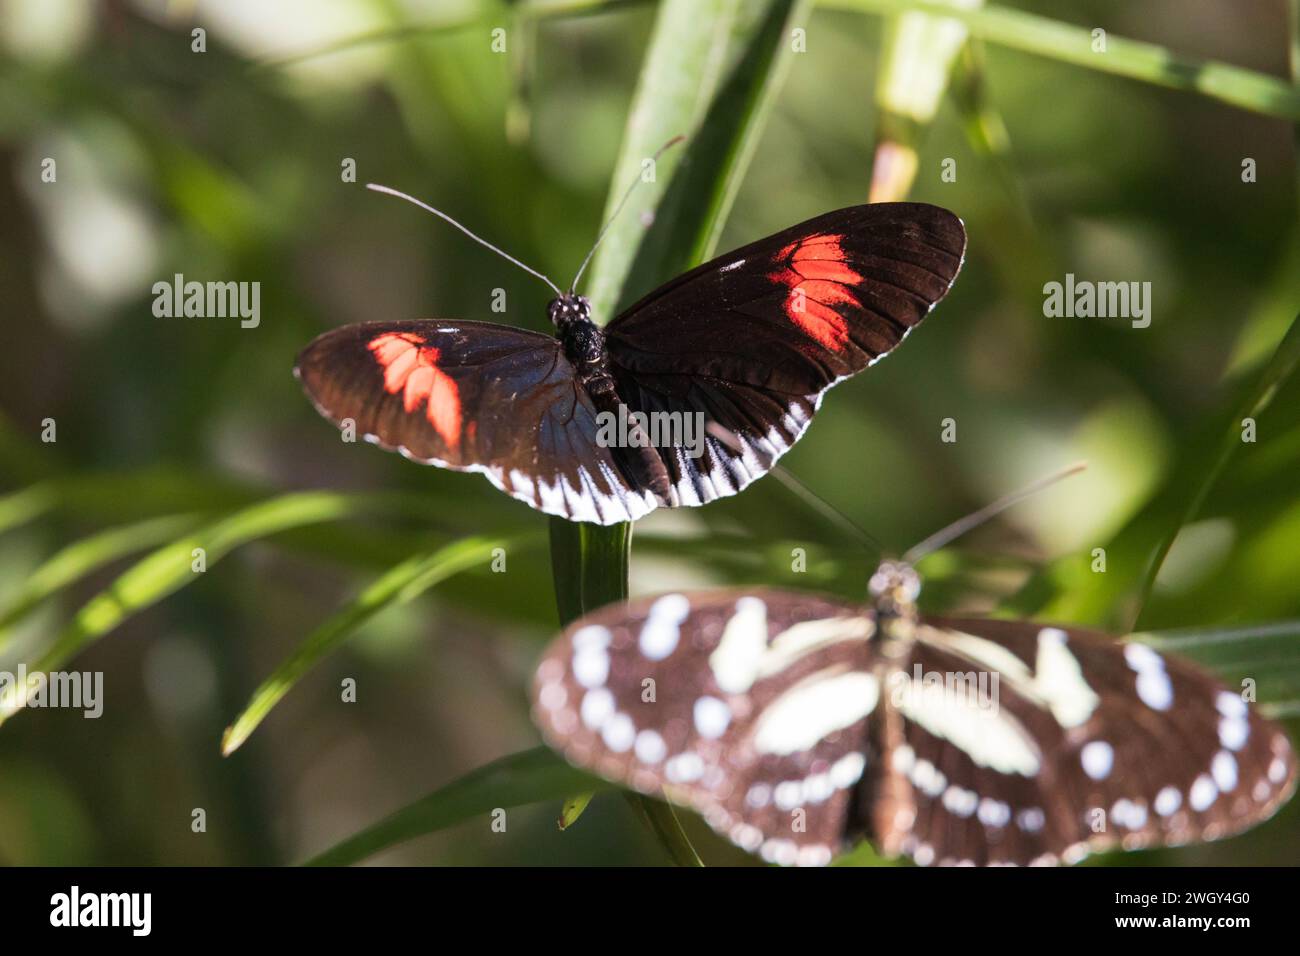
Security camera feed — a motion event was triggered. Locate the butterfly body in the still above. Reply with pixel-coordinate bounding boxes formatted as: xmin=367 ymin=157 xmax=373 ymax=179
xmin=549 ymin=294 xmax=604 ymax=370
xmin=531 ymin=563 xmax=1297 ymax=866
xmin=296 ymin=204 xmax=967 ymax=524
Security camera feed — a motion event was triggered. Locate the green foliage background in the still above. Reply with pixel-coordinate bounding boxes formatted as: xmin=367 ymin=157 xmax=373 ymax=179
xmin=0 ymin=0 xmax=1297 ymax=866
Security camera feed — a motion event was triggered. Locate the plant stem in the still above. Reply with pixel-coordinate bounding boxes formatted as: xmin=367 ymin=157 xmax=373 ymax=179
xmin=548 ymin=517 xmax=704 ymax=865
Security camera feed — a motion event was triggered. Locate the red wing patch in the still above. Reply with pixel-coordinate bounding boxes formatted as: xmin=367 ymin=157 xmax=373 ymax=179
xmin=767 ymin=234 xmax=864 ymax=351
xmin=368 ymin=332 xmax=462 ymax=451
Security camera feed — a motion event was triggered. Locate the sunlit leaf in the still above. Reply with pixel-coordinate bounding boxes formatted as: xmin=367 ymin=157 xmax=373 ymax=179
xmin=0 ymin=492 xmax=375 ymax=726
xmin=222 ymin=534 xmax=537 ymax=755
xmin=827 ymin=0 xmax=1300 ymax=119
xmin=303 ymin=747 xmax=607 ymax=866
xmin=0 ymin=513 xmax=200 ymax=648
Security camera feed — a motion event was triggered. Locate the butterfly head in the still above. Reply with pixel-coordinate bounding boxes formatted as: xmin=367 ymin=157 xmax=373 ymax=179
xmin=869 ymin=560 xmax=921 ymax=626
xmin=548 ymin=294 xmax=592 ymax=330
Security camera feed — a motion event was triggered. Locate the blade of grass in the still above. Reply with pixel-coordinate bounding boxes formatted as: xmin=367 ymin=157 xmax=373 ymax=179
xmin=1137 ymin=619 xmax=1300 ymax=652
xmin=303 ymin=747 xmax=608 ymax=866
xmin=595 ymin=0 xmax=813 ymax=316
xmin=0 ymin=513 xmax=201 ymax=648
xmin=0 ymin=492 xmax=376 ymax=726
xmin=0 ymin=485 xmax=56 ymax=536
xmin=546 ymin=0 xmax=804 ymax=864
xmin=558 ymin=791 xmax=595 ymax=830
xmin=824 ymin=0 xmax=1300 ymax=120
xmin=1128 ymin=314 xmax=1300 ymax=616
xmin=869 ymin=0 xmax=980 ymax=202
xmin=250 ymin=0 xmax=649 ymax=73
xmin=222 ymin=533 xmax=539 ymax=755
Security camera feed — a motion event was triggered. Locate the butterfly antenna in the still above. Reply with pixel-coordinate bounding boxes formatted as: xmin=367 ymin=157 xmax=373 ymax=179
xmin=902 ymin=461 xmax=1088 ymax=565
xmin=706 ymin=423 xmax=884 ymax=553
xmin=569 ymin=135 xmax=685 ymax=294
xmin=366 ymin=184 xmax=562 ymax=297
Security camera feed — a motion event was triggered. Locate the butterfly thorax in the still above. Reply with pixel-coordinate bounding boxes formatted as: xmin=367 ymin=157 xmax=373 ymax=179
xmin=550 ymin=294 xmax=606 ymax=370
xmin=869 ymin=560 xmax=921 ymax=644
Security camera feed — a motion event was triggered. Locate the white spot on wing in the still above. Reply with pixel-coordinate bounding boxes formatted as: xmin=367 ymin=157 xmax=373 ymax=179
xmin=1125 ymin=641 xmax=1173 ymax=711
xmin=580 ymin=688 xmax=614 ymax=730
xmin=708 ymin=597 xmax=768 ymax=694
xmin=1216 ymin=690 xmax=1248 ymax=719
xmin=572 ymin=646 xmax=609 ymax=689
xmin=1034 ymin=628 xmax=1100 ymax=728
xmin=1189 ymin=774 xmax=1217 ymax=811
xmin=894 ymin=675 xmax=1041 ymax=776
xmin=1212 ymin=751 xmax=1238 ymax=792
xmin=921 ymin=625 xmax=1099 ymax=729
xmin=1154 ymin=786 xmax=1182 ymax=817
xmin=751 ymin=669 xmax=879 ymax=756
xmin=665 ymin=752 xmax=705 ymax=783
xmin=1219 ymin=713 xmax=1249 ymax=751
xmin=830 ymin=752 xmax=866 ymax=788
xmin=601 ymin=713 xmax=635 ymax=752
xmin=639 ymin=593 xmax=690 ymax=660
xmin=693 ymin=696 xmax=731 ymax=739
xmin=1016 ymin=807 xmax=1045 ymax=833
xmin=1269 ymin=756 xmax=1288 ymax=784
xmin=1080 ymin=740 xmax=1114 ymax=780
xmin=634 ymin=729 xmax=667 ymax=764
xmin=978 ymin=798 xmax=1010 ymax=828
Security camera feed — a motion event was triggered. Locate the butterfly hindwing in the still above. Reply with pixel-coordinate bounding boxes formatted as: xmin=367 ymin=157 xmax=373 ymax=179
xmin=886 ymin=617 xmax=1299 ymax=865
xmin=533 ymin=586 xmax=1297 ymax=866
xmin=605 ymin=203 xmax=966 ymax=507
xmin=531 ymin=590 xmax=882 ymax=865
xmin=295 ymin=320 xmax=657 ymax=523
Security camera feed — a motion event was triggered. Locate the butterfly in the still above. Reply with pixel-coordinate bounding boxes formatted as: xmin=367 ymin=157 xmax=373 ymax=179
xmin=295 ymin=190 xmax=966 ymax=525
xmin=530 ymin=561 xmax=1297 ymax=866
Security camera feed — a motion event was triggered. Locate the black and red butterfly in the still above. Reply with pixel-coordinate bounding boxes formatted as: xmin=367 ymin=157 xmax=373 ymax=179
xmin=296 ymin=193 xmax=966 ymax=524
xmin=531 ymin=563 xmax=1297 ymax=867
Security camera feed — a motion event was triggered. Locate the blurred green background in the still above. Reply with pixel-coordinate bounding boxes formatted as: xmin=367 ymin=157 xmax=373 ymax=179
xmin=0 ymin=0 xmax=1297 ymax=866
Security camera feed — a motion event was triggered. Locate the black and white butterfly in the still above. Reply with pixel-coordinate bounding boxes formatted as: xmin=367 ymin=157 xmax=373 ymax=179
xmin=531 ymin=562 xmax=1297 ymax=866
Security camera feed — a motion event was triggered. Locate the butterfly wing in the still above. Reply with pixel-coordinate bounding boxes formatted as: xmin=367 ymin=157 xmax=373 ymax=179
xmin=604 ymin=203 xmax=966 ymax=506
xmin=531 ymin=590 xmax=881 ymax=865
xmin=879 ymin=617 xmax=1299 ymax=866
xmin=295 ymin=321 xmax=657 ymax=523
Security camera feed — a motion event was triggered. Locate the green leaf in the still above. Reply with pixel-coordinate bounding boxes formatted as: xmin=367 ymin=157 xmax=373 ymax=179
xmin=0 ymin=492 xmax=373 ymax=726
xmin=557 ymin=791 xmax=595 ymax=830
xmin=826 ymin=0 xmax=1300 ymax=119
xmin=0 ymin=513 xmax=201 ymax=648
xmin=303 ymin=747 xmax=608 ymax=866
xmin=0 ymin=485 xmax=56 ymax=536
xmin=868 ymin=0 xmax=979 ymax=202
xmin=222 ymin=534 xmax=536 ymax=755
xmin=1006 ymin=311 xmax=1300 ymax=631
xmin=548 ymin=519 xmax=632 ymax=625
xmin=585 ymin=0 xmax=811 ymax=318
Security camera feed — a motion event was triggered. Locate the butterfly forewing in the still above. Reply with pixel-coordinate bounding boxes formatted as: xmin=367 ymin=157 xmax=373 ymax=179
xmin=531 ymin=591 xmax=882 ymax=865
xmin=604 ymin=203 xmax=965 ymax=510
xmin=295 ymin=320 xmax=656 ymax=523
